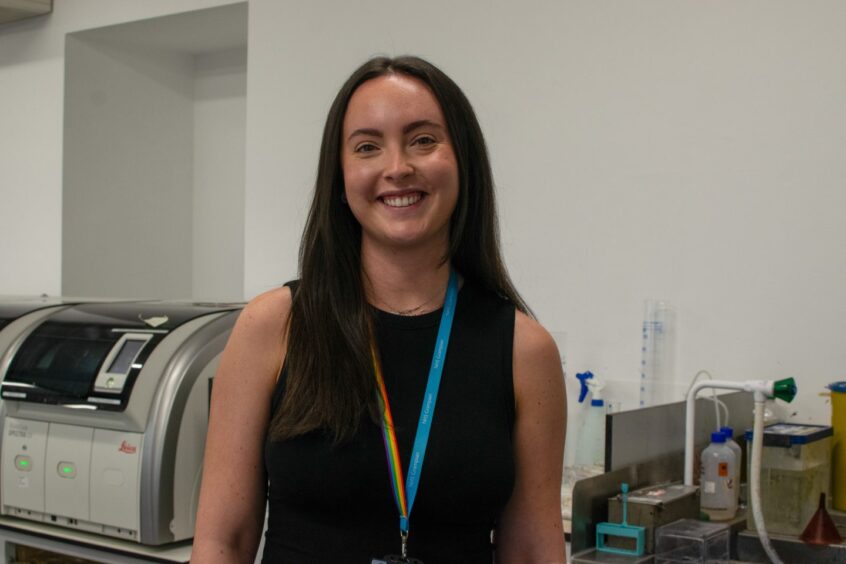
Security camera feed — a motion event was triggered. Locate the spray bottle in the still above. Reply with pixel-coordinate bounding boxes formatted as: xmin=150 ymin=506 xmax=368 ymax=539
xmin=575 ymin=371 xmax=607 ymax=468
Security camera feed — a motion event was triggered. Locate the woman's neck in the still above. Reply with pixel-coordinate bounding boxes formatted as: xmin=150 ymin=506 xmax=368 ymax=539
xmin=361 ymin=240 xmax=452 ymax=315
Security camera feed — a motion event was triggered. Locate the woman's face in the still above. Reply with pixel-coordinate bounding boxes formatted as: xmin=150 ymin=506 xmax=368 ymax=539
xmin=341 ymin=74 xmax=459 ymax=254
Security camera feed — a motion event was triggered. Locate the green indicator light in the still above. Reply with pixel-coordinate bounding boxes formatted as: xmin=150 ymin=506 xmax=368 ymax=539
xmin=20 ymin=460 xmax=29 ymax=467
xmin=63 ymin=467 xmax=72 ymax=474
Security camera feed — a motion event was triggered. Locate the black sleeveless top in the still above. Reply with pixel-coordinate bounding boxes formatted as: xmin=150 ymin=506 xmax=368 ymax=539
xmin=262 ymin=282 xmax=516 ymax=563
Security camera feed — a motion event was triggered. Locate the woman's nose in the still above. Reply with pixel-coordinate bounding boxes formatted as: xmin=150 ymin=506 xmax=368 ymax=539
xmin=383 ymin=148 xmax=414 ymax=182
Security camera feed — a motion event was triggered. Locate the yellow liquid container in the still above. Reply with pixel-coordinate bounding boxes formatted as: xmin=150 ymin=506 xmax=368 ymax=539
xmin=830 ymin=381 xmax=846 ymax=511
xmin=746 ymin=423 xmax=833 ymax=537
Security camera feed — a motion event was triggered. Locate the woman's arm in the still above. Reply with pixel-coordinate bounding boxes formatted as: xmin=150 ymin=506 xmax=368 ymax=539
xmin=495 ymin=311 xmax=567 ymax=563
xmin=191 ymin=288 xmax=292 ymax=563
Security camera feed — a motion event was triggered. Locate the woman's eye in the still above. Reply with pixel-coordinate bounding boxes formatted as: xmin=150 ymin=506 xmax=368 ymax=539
xmin=354 ymin=142 xmax=378 ymax=153
xmin=413 ymin=136 xmax=436 ymax=146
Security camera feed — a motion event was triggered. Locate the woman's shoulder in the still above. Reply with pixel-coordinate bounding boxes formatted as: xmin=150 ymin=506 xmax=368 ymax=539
xmin=249 ymin=283 xmax=294 ymax=313
xmin=512 ymin=310 xmax=563 ymax=401
xmin=218 ymin=285 xmax=294 ymax=391
xmin=232 ymin=284 xmax=294 ymax=348
xmin=513 ymin=311 xmax=556 ymax=359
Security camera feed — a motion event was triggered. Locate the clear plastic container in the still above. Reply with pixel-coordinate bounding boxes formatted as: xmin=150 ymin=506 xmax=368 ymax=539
xmin=745 ymin=423 xmax=832 ymax=536
xmin=571 ymin=548 xmax=653 ymax=563
xmin=654 ymin=519 xmax=730 ymax=563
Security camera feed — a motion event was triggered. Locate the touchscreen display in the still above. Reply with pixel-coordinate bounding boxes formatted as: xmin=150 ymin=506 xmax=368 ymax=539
xmin=107 ymin=339 xmax=146 ymax=374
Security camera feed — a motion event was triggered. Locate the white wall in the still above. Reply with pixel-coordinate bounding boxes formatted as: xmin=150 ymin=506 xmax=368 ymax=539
xmin=0 ymin=0 xmax=240 ymax=295
xmin=63 ymin=38 xmax=246 ymax=301
xmin=193 ymin=47 xmax=246 ymax=301
xmin=243 ymin=0 xmax=846 ymax=426
xmin=2 ymin=1 xmax=844 ymax=427
xmin=62 ymin=35 xmax=195 ymax=299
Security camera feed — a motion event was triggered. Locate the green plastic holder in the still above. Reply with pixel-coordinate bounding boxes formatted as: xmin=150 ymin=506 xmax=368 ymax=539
xmin=596 ymin=482 xmax=646 ymax=557
xmin=774 ymin=376 xmax=797 ymax=403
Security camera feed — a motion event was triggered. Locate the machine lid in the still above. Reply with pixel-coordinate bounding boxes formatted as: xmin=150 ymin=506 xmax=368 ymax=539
xmin=0 ymin=296 xmax=137 ymax=330
xmin=1 ymin=301 xmax=241 ymax=411
xmin=0 ymin=296 xmax=75 ymax=323
xmin=47 ymin=301 xmax=241 ymax=332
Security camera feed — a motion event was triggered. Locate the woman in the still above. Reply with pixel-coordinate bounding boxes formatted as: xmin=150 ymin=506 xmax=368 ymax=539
xmin=192 ymin=56 xmax=566 ymax=563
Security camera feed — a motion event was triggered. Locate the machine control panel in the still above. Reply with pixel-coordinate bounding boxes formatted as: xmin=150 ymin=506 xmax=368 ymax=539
xmin=2 ymin=419 xmax=48 ymax=514
xmin=2 ymin=418 xmax=142 ymax=536
xmin=93 ymin=333 xmax=153 ymax=394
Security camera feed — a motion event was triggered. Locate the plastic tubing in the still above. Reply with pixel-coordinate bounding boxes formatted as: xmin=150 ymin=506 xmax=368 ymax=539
xmin=750 ymin=399 xmax=783 ymax=564
xmin=684 ymin=379 xmax=774 ymax=486
xmin=686 ymin=371 xmax=723 ymax=431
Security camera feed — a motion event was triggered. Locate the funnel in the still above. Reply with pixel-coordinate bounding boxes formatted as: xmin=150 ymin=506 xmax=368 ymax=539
xmin=800 ymin=493 xmax=842 ymax=545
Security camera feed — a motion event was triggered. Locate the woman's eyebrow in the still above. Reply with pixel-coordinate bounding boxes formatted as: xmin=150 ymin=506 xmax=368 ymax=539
xmin=403 ymin=119 xmax=443 ymax=134
xmin=348 ymin=127 xmax=382 ymax=141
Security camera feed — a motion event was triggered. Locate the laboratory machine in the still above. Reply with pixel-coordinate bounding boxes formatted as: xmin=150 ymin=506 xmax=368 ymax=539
xmin=0 ymin=301 xmax=241 ymax=546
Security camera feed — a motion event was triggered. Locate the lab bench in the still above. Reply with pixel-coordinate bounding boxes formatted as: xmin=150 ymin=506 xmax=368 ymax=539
xmin=0 ymin=516 xmax=191 ymax=563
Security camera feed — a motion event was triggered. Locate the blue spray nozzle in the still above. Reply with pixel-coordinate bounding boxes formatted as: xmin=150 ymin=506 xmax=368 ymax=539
xmin=576 ymin=371 xmax=594 ymax=403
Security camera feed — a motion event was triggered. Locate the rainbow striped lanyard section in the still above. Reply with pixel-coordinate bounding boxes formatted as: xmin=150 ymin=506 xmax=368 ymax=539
xmin=372 ymin=269 xmax=459 ymax=547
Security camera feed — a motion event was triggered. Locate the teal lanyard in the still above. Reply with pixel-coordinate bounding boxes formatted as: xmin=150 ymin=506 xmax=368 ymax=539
xmin=372 ymin=269 xmax=459 ymax=558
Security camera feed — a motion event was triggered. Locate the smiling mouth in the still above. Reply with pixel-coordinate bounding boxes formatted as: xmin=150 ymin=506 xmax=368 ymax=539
xmin=381 ymin=192 xmax=424 ymax=208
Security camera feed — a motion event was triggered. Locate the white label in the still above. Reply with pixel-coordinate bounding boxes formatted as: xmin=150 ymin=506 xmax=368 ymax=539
xmin=703 ymin=481 xmax=715 ymax=494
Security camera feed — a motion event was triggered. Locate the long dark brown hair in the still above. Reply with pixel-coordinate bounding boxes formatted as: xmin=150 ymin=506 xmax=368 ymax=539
xmin=270 ymin=56 xmax=530 ymax=441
